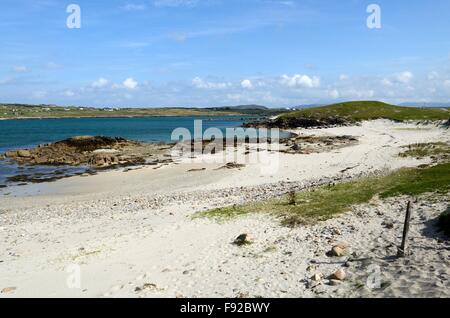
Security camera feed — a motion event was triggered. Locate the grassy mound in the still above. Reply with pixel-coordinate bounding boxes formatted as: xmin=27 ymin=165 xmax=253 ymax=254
xmin=195 ymin=163 xmax=450 ymax=226
xmin=399 ymin=142 xmax=450 ymax=162
xmin=281 ymin=101 xmax=449 ymax=122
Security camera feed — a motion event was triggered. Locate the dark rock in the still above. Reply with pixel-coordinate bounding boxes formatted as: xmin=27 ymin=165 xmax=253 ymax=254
xmin=243 ymin=116 xmax=348 ymax=129
xmin=2 ymin=136 xmax=155 ymax=169
xmin=438 ymin=206 xmax=450 ymax=237
xmin=233 ymin=234 xmax=253 ymax=246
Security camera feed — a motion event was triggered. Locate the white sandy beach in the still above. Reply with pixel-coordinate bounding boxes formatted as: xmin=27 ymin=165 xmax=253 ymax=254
xmin=0 ymin=120 xmax=449 ymax=298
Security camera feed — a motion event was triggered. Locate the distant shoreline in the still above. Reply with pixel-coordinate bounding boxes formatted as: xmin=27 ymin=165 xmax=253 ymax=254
xmin=0 ymin=114 xmax=262 ymax=121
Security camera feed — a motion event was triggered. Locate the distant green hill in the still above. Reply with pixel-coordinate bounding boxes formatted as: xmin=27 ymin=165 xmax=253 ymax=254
xmin=0 ymin=103 xmax=287 ymax=119
xmin=0 ymin=104 xmax=248 ymax=119
xmin=281 ymin=101 xmax=450 ymax=122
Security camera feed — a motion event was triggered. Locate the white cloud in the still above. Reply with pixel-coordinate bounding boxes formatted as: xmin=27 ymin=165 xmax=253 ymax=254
xmin=64 ymin=90 xmax=75 ymax=97
xmin=339 ymin=74 xmax=349 ymax=81
xmin=192 ymin=77 xmax=231 ymax=89
xmin=123 ymin=78 xmax=138 ymax=90
xmin=328 ymin=89 xmax=340 ymax=99
xmin=428 ymin=71 xmax=439 ymax=80
xmin=381 ymin=71 xmax=414 ymax=87
xmin=241 ymin=79 xmax=253 ymax=89
xmin=381 ymin=78 xmax=393 ymax=87
xmin=444 ymin=80 xmax=450 ymax=88
xmin=394 ymin=71 xmax=413 ymax=84
xmin=92 ymin=77 xmax=109 ymax=88
xmin=281 ymin=74 xmax=320 ymax=88
xmin=13 ymin=66 xmax=29 ymax=73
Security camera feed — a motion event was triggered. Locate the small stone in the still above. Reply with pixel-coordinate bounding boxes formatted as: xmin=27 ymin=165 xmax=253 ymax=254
xmin=233 ymin=234 xmax=253 ymax=246
xmin=328 ymin=242 xmax=348 ymax=257
xmin=1 ymin=287 xmax=16 ymax=294
xmin=332 ymin=269 xmax=347 ymax=281
xmin=311 ymin=273 xmax=323 ymax=282
xmin=330 ymin=246 xmax=344 ymax=257
xmin=306 ymin=265 xmax=316 ymax=272
xmin=17 ymin=150 xmax=31 ymax=158
xmin=142 ymin=283 xmax=157 ymax=290
xmin=382 ymin=221 xmax=394 ymax=229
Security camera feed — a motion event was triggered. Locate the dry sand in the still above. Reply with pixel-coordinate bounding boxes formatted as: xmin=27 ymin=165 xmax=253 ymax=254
xmin=0 ymin=120 xmax=449 ymax=298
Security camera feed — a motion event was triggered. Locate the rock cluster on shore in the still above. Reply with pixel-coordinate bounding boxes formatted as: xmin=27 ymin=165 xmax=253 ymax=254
xmin=243 ymin=116 xmax=348 ymax=129
xmin=3 ymin=136 xmax=167 ymax=168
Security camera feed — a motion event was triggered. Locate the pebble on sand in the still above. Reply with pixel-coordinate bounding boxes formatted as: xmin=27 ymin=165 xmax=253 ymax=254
xmin=332 ymin=269 xmax=347 ymax=281
xmin=1 ymin=287 xmax=17 ymax=294
xmin=233 ymin=234 xmax=253 ymax=246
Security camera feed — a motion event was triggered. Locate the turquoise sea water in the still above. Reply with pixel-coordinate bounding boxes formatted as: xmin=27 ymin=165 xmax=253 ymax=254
xmin=0 ymin=116 xmax=284 ymax=186
xmin=0 ymin=116 xmax=254 ymax=153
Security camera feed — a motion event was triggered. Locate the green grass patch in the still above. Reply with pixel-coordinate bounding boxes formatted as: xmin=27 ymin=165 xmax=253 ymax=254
xmin=196 ymin=163 xmax=450 ymax=226
xmin=281 ymin=101 xmax=450 ymax=122
xmin=398 ymin=142 xmax=449 ymax=161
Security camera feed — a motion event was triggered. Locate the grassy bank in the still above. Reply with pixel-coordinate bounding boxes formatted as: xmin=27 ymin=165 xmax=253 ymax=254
xmin=0 ymin=104 xmax=250 ymax=119
xmin=195 ymin=163 xmax=450 ymax=226
xmin=281 ymin=101 xmax=450 ymax=122
xmin=398 ymin=142 xmax=449 ymax=161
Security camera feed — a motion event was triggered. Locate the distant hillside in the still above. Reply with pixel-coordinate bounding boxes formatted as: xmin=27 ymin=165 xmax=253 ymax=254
xmin=207 ymin=105 xmax=287 ymax=116
xmin=0 ymin=104 xmax=254 ymax=119
xmin=399 ymin=102 xmax=450 ymax=108
xmin=281 ymin=101 xmax=450 ymax=122
xmin=211 ymin=104 xmax=269 ymax=110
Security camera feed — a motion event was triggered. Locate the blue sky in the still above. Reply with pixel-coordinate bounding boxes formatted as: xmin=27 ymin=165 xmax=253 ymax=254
xmin=0 ymin=0 xmax=450 ymax=107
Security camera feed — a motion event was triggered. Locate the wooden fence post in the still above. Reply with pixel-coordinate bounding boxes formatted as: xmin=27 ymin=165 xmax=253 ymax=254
xmin=397 ymin=201 xmax=412 ymax=257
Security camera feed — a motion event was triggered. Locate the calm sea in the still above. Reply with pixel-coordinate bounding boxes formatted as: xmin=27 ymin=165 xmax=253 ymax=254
xmin=0 ymin=116 xmax=283 ymax=186
xmin=0 ymin=116 xmax=255 ymax=153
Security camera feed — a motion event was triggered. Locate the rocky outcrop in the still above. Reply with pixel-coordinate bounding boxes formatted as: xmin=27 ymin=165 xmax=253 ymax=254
xmin=243 ymin=116 xmax=348 ymax=129
xmin=3 ymin=136 xmax=157 ymax=168
xmin=443 ymin=119 xmax=450 ymax=129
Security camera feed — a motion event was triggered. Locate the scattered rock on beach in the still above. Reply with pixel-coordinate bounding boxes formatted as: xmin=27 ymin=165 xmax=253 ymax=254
xmin=332 ymin=269 xmax=347 ymax=281
xmin=233 ymin=234 xmax=253 ymax=246
xmin=217 ymin=162 xmax=246 ymax=170
xmin=3 ymin=136 xmax=166 ymax=168
xmin=17 ymin=150 xmax=31 ymax=158
xmin=311 ymin=273 xmax=323 ymax=282
xmin=187 ymin=168 xmax=206 ymax=172
xmin=1 ymin=287 xmax=17 ymax=294
xmin=382 ymin=221 xmax=395 ymax=229
xmin=328 ymin=243 xmax=348 ymax=257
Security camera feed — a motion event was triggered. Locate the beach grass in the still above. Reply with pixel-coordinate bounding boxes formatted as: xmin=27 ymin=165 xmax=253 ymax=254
xmin=280 ymin=101 xmax=450 ymax=122
xmin=196 ymin=163 xmax=450 ymax=226
xmin=398 ymin=142 xmax=449 ymax=160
